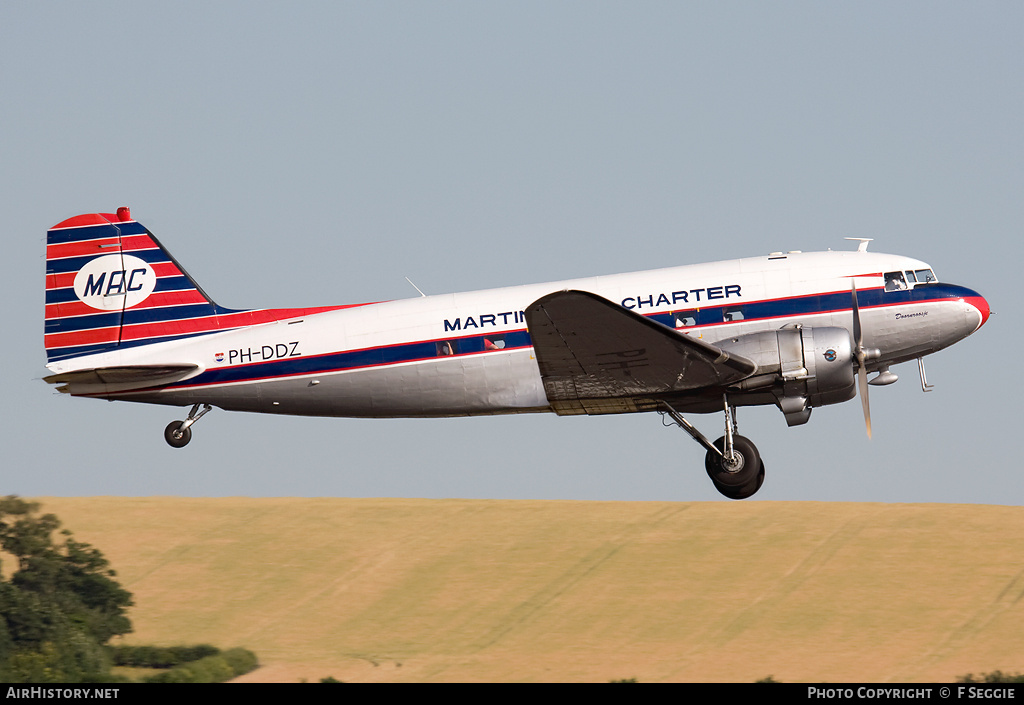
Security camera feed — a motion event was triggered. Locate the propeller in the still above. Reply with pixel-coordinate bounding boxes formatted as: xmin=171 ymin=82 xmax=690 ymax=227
xmin=851 ymin=282 xmax=879 ymax=438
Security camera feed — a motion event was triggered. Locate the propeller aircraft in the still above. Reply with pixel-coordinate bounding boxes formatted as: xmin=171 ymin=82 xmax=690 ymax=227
xmin=43 ymin=208 xmax=990 ymax=498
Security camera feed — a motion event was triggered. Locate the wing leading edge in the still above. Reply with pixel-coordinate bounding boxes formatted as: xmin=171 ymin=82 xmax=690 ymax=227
xmin=525 ymin=290 xmax=757 ymax=415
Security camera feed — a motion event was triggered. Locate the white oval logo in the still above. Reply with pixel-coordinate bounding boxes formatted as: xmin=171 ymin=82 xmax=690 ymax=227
xmin=73 ymin=254 xmax=157 ymax=310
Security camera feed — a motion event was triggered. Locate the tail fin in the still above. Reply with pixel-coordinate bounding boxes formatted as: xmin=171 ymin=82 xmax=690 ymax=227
xmin=45 ymin=208 xmax=362 ymax=365
xmin=44 ymin=207 xmax=232 ymax=363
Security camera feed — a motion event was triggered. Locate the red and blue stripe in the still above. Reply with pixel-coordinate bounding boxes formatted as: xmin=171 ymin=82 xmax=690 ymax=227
xmin=112 ymin=281 xmax=983 ymax=397
xmin=45 ymin=212 xmax=364 ymax=362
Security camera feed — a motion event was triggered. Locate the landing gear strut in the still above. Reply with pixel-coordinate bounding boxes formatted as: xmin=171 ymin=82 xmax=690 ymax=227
xmin=661 ymin=396 xmax=765 ymax=500
xmin=164 ymin=404 xmax=212 ymax=448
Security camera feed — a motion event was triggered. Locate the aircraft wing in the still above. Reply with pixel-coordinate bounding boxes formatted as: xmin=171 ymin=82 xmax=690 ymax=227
xmin=525 ymin=290 xmax=757 ymax=415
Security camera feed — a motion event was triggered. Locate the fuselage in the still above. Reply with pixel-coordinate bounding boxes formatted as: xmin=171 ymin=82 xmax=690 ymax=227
xmin=46 ymin=249 xmax=989 ymax=418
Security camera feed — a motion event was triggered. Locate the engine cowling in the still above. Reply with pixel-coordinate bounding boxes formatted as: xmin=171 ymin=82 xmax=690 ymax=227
xmin=714 ymin=326 xmax=856 ymax=426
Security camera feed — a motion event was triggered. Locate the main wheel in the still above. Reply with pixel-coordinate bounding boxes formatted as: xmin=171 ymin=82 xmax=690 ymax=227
xmin=713 ymin=461 xmax=765 ymax=500
xmin=705 ymin=435 xmax=761 ymax=489
xmin=164 ymin=421 xmax=192 ymax=448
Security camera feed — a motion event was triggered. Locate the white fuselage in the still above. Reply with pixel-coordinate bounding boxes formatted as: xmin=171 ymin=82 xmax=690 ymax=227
xmin=46 ymin=249 xmax=987 ymax=418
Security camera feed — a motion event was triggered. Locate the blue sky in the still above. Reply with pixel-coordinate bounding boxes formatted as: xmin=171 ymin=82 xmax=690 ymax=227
xmin=2 ymin=2 xmax=1020 ymax=502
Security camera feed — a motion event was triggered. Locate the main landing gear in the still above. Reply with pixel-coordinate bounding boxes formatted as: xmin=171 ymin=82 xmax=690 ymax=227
xmin=164 ymin=404 xmax=212 ymax=448
xmin=661 ymin=397 xmax=765 ymax=500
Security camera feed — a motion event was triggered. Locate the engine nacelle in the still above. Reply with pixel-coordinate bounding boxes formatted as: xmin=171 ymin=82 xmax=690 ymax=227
xmin=714 ymin=326 xmax=856 ymax=426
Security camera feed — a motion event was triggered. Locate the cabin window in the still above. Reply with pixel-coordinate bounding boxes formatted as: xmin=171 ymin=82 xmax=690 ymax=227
xmin=674 ymin=311 xmax=697 ymax=328
xmin=483 ymin=335 xmax=506 ymax=350
xmin=723 ymin=306 xmax=745 ymax=322
xmin=436 ymin=340 xmax=458 ymax=356
xmin=884 ymin=271 xmax=908 ymax=292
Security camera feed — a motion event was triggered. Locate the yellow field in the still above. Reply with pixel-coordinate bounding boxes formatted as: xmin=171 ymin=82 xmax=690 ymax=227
xmin=34 ymin=497 xmax=1024 ymax=683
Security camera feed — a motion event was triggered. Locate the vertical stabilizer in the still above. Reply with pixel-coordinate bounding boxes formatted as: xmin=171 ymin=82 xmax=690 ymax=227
xmin=45 ymin=208 xmax=364 ymax=366
xmin=44 ymin=208 xmax=225 ymax=362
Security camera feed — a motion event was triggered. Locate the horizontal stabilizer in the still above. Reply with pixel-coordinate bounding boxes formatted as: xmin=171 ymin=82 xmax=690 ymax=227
xmin=526 ymin=290 xmax=757 ymax=415
xmin=44 ymin=364 xmax=200 ymax=395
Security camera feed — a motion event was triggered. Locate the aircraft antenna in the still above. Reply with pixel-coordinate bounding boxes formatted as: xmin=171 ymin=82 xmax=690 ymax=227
xmin=844 ymin=237 xmax=873 ymax=252
xmin=405 ymin=277 xmax=427 ymax=297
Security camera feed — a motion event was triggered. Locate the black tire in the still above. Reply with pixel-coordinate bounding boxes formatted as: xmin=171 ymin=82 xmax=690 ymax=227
xmin=705 ymin=435 xmax=761 ymax=489
xmin=164 ymin=421 xmax=192 ymax=448
xmin=713 ymin=462 xmax=765 ymax=500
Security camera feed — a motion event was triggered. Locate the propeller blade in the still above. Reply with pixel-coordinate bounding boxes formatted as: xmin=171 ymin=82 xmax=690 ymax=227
xmin=851 ymin=281 xmax=863 ymax=354
xmin=858 ymin=362 xmax=872 ymax=439
xmin=851 ymin=281 xmax=872 ymax=439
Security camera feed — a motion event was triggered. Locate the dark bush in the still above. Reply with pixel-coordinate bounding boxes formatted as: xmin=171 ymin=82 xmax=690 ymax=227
xmin=957 ymin=671 xmax=1024 ymax=683
xmin=143 ymin=648 xmax=258 ymax=683
xmin=109 ymin=643 xmax=219 ymax=668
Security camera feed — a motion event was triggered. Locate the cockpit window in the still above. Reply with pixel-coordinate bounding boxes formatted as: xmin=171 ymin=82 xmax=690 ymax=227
xmin=884 ymin=271 xmax=908 ymax=292
xmin=885 ymin=269 xmax=936 ymax=291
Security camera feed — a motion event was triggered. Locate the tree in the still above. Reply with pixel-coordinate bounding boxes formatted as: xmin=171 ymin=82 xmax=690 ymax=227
xmin=0 ymin=496 xmax=133 ymax=682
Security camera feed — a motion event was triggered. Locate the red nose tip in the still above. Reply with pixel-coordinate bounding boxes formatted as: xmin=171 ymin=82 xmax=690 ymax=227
xmin=965 ymin=295 xmax=990 ymax=330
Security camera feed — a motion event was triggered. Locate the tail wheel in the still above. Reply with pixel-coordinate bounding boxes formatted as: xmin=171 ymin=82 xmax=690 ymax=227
xmin=705 ymin=434 xmax=761 ymax=489
xmin=164 ymin=421 xmax=192 ymax=448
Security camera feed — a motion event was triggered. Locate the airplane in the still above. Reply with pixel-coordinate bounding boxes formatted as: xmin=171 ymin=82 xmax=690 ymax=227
xmin=43 ymin=207 xmax=990 ymax=499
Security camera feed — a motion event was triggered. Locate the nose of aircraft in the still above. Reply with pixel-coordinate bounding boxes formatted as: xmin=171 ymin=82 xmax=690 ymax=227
xmin=962 ymin=290 xmax=991 ymax=332
xmin=926 ymin=284 xmax=990 ymax=353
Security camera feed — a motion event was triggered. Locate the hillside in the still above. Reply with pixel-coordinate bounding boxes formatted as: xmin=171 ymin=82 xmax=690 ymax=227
xmin=34 ymin=497 xmax=1024 ymax=683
